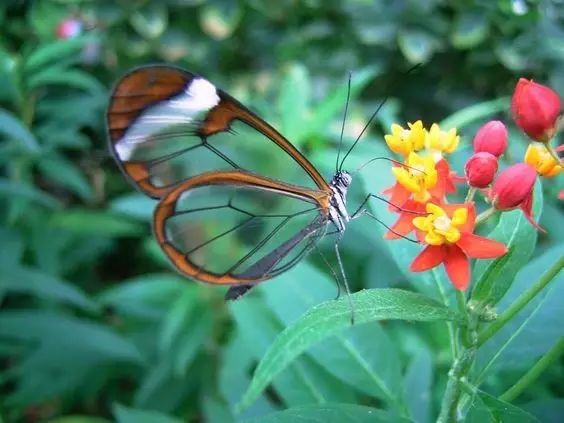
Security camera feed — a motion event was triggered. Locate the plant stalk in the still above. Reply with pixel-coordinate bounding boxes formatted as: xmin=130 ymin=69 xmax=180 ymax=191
xmin=478 ymin=254 xmax=564 ymax=347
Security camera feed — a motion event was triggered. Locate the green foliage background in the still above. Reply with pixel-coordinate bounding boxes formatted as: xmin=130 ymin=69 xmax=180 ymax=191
xmin=0 ymin=1 xmax=563 ymax=422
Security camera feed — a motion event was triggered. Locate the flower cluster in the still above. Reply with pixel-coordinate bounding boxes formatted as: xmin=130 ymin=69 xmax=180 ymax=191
xmin=382 ymin=78 xmax=563 ymax=291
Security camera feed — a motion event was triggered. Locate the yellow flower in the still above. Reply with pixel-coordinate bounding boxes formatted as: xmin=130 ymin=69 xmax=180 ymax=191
xmin=425 ymin=123 xmax=460 ymax=158
xmin=392 ymin=152 xmax=438 ymax=202
xmin=413 ymin=203 xmax=468 ymax=246
xmin=384 ymin=120 xmax=426 ymax=157
xmin=524 ymin=144 xmax=563 ymax=178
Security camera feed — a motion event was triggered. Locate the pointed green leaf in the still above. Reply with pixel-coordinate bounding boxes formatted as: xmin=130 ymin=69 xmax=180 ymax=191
xmin=476 ymin=245 xmax=564 ymax=377
xmin=471 ymin=179 xmax=543 ymax=307
xmin=0 ymin=178 xmax=60 ymax=209
xmin=0 ymin=109 xmax=39 ymax=151
xmin=451 ymin=13 xmax=489 ymax=49
xmin=278 ymin=64 xmax=310 ymax=144
xmin=236 ymin=288 xmax=463 ymax=411
xmin=260 ymin=265 xmax=403 ymax=404
xmin=24 ymin=34 xmax=100 ymax=74
xmin=113 ymin=404 xmax=183 ymax=423
xmin=241 ymin=404 xmax=412 ymax=423
xmin=0 ymin=265 xmax=98 ymax=312
xmin=466 ymin=389 xmax=540 ymax=423
xmin=49 ymin=209 xmax=145 ymax=237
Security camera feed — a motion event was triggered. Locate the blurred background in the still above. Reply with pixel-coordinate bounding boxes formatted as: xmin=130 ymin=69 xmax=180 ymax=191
xmin=1 ymin=0 xmax=563 ymax=422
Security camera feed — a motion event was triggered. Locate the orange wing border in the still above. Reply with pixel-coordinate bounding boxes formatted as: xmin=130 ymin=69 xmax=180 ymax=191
xmin=153 ymin=169 xmax=331 ymax=285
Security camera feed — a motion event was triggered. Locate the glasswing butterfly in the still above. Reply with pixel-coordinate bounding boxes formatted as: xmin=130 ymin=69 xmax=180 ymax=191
xmin=106 ymin=64 xmax=409 ymax=316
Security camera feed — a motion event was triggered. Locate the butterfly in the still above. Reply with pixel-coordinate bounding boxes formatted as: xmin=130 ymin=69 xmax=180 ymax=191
xmin=106 ymin=64 xmax=404 ymax=314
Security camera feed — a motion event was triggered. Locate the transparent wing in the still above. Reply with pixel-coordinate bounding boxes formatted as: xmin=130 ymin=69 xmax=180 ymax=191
xmin=107 ymin=65 xmax=328 ymax=198
xmin=153 ymin=171 xmax=330 ymax=286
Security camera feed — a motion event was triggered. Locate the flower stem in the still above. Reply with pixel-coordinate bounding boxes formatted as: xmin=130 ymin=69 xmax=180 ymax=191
xmin=546 ymin=143 xmax=562 ymax=165
xmin=478 ymin=254 xmax=564 ymax=347
xmin=437 ymin=327 xmax=478 ymax=423
xmin=499 ymin=337 xmax=564 ymax=403
xmin=475 ymin=207 xmax=497 ymax=226
xmin=464 ymin=187 xmax=477 ymax=203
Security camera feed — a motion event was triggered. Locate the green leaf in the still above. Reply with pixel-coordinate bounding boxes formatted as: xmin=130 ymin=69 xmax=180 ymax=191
xmin=0 ymin=265 xmax=98 ymax=312
xmin=113 ymin=404 xmax=183 ymax=423
xmin=439 ymin=97 xmax=510 ymax=131
xmin=450 ymin=13 xmax=489 ymax=49
xmin=200 ymin=1 xmax=242 ymax=40
xmin=0 ymin=178 xmax=60 ymax=209
xmin=278 ymin=64 xmax=310 ymax=145
xmin=241 ymin=404 xmax=412 ymax=423
xmin=49 ymin=209 xmax=145 ymax=237
xmin=475 ymin=245 xmax=564 ymax=378
xmin=0 ymin=109 xmax=40 ymax=151
xmin=109 ymin=193 xmax=158 ymax=221
xmin=403 ymin=349 xmax=433 ymax=423
xmin=0 ymin=228 xmax=23 ymax=266
xmin=23 ymin=34 xmax=100 ymax=74
xmin=471 ymin=179 xmax=543 ymax=307
xmin=0 ymin=311 xmax=145 ymax=407
xmin=130 ymin=3 xmax=168 ymax=39
xmin=398 ymin=29 xmax=441 ymax=64
xmin=236 ymin=288 xmax=463 ymax=411
xmin=260 ymin=265 xmax=402 ymax=404
xmin=303 ymin=66 xmax=380 ymax=141
xmin=219 ymin=333 xmax=277 ymax=419
xmin=522 ymin=399 xmax=564 ymax=423
xmin=466 ymin=389 xmax=540 ymax=423
xmin=37 ymin=154 xmax=93 ymax=201
xmin=26 ymin=68 xmax=105 ymax=94
xmin=231 ymin=298 xmax=357 ymax=408
xmin=96 ymin=273 xmax=186 ymax=320
xmin=45 ymin=417 xmax=112 ymax=423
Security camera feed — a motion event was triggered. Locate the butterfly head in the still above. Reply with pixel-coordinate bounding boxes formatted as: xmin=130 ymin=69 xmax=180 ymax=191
xmin=334 ymin=170 xmax=352 ymax=189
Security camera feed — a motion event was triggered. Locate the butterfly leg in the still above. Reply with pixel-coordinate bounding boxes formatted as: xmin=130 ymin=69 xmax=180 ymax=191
xmin=315 ymin=245 xmax=342 ymax=300
xmin=334 ymin=233 xmax=355 ymax=325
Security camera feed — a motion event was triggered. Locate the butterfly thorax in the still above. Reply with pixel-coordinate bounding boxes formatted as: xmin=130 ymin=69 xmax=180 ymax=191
xmin=328 ymin=171 xmax=352 ymax=232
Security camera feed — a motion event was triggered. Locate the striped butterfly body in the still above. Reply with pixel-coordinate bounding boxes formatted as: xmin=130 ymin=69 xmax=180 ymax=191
xmin=107 ymin=65 xmax=355 ymax=300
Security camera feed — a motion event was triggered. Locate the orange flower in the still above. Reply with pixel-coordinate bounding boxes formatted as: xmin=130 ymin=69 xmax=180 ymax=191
xmin=524 ymin=144 xmax=563 ymax=177
xmin=410 ymin=203 xmax=508 ymax=290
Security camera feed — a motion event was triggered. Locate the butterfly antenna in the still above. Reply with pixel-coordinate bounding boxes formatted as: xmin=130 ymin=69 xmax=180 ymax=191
xmin=339 ymin=63 xmax=422 ymax=171
xmin=335 ymin=71 xmax=353 ymax=173
xmin=353 ymin=156 xmax=427 ymax=176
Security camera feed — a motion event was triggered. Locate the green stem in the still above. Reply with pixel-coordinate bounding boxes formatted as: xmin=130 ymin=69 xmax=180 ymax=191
xmin=475 ymin=207 xmax=497 ymax=226
xmin=499 ymin=337 xmax=564 ymax=402
xmin=437 ymin=308 xmax=478 ymax=422
xmin=546 ymin=143 xmax=562 ymax=165
xmin=478 ymin=254 xmax=564 ymax=347
xmin=433 ymin=270 xmax=458 ymax=359
xmin=437 ymin=342 xmax=477 ymax=422
xmin=464 ymin=187 xmax=477 ymax=203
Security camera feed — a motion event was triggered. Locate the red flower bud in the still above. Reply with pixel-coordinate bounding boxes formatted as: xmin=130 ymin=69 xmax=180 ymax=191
xmin=511 ymin=78 xmax=562 ymax=142
xmin=559 ymin=190 xmax=564 ymax=201
xmin=464 ymin=152 xmax=498 ymax=188
xmin=472 ymin=120 xmax=508 ymax=157
xmin=491 ymin=163 xmax=537 ymax=210
xmin=55 ymin=18 xmax=82 ymax=40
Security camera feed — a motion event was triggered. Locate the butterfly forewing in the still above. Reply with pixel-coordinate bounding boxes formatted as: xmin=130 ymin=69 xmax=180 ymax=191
xmin=153 ymin=171 xmax=330 ymax=284
xmin=107 ymin=65 xmax=328 ymax=198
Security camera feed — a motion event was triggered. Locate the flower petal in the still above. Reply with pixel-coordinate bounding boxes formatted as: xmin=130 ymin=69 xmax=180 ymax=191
xmin=385 ymin=212 xmax=417 ymax=240
xmin=457 ymin=233 xmax=508 ymax=258
xmin=410 ymin=245 xmax=446 ymax=272
xmin=443 ymin=245 xmax=470 ymax=290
